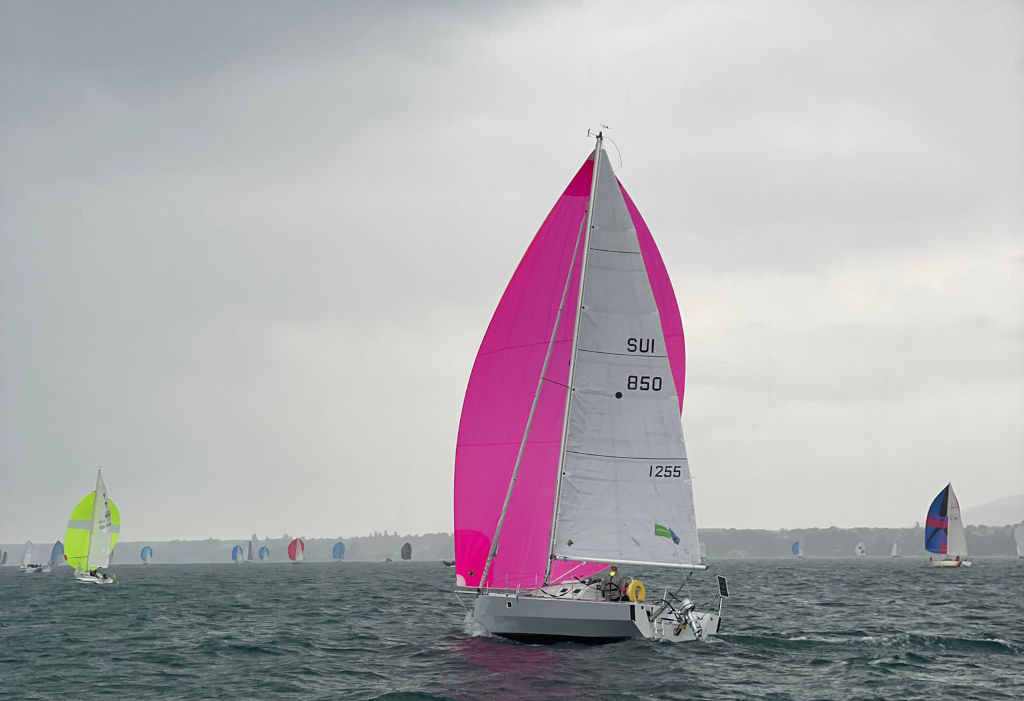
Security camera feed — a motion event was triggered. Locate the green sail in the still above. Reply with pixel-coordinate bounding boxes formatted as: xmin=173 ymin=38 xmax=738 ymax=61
xmin=64 ymin=492 xmax=121 ymax=572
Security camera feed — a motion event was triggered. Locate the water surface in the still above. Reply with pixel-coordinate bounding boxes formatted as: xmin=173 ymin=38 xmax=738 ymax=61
xmin=1 ymin=559 xmax=1021 ymax=699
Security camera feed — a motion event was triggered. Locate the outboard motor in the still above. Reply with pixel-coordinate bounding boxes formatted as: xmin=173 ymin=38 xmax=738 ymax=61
xmin=674 ymin=597 xmax=703 ymax=639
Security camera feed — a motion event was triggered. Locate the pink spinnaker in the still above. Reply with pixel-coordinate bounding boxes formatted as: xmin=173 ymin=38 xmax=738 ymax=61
xmin=454 ymin=151 xmax=686 ymax=589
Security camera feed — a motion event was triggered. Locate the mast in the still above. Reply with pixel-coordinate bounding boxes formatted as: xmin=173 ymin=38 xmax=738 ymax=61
xmin=477 ymin=215 xmax=588 ymax=589
xmin=543 ymin=132 xmax=603 ymax=585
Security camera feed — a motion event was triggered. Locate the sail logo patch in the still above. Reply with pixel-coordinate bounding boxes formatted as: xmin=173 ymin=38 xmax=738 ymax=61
xmin=654 ymin=524 xmax=680 ymax=545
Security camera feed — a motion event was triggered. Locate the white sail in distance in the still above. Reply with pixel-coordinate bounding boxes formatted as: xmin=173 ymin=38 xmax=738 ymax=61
xmin=944 ymin=485 xmax=968 ymax=558
xmin=550 ymin=148 xmax=700 ymax=568
xmin=87 ymin=470 xmax=114 ymax=569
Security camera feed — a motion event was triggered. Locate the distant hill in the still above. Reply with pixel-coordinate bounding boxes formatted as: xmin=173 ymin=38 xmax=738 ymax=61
xmin=964 ymin=494 xmax=1024 ymax=526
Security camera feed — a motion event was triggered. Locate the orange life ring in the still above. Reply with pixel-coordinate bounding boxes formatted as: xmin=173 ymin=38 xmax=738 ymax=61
xmin=626 ymin=580 xmax=646 ymax=603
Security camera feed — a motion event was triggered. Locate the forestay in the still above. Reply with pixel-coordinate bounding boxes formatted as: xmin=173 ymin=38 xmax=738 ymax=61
xmin=550 ymin=149 xmax=701 ymax=569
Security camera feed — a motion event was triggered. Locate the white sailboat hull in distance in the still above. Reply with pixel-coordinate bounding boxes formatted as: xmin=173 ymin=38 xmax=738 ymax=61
xmin=929 ymin=558 xmax=971 ymax=568
xmin=74 ymin=570 xmax=116 ymax=584
xmin=472 ymin=590 xmax=720 ymax=644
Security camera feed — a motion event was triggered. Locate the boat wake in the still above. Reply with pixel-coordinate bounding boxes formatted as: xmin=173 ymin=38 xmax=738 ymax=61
xmin=462 ymin=611 xmax=488 ymax=638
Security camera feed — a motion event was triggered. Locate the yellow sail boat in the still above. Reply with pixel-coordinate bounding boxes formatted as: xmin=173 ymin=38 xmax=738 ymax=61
xmin=65 ymin=469 xmax=121 ymax=584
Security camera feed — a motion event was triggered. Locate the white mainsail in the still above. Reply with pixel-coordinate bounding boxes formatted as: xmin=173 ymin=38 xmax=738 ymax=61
xmin=1015 ymin=522 xmax=1024 ymax=558
xmin=891 ymin=541 xmax=900 ymax=557
xmin=87 ymin=470 xmax=114 ymax=570
xmin=21 ymin=541 xmax=33 ymax=567
xmin=945 ymin=484 xmax=968 ymax=559
xmin=550 ymin=148 xmax=700 ymax=569
xmin=854 ymin=542 xmax=866 ymax=557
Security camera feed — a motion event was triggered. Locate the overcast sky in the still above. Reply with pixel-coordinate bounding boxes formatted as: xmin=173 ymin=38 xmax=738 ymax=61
xmin=2 ymin=0 xmax=1022 ymax=542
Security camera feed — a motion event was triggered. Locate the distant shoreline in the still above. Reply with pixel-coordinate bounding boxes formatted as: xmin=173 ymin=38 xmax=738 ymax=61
xmin=2 ymin=524 xmax=1019 ymax=564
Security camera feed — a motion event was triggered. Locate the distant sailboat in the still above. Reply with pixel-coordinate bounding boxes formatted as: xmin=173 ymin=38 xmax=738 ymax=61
xmin=401 ymin=542 xmax=412 ymax=561
xmin=926 ymin=483 xmax=971 ymax=567
xmin=246 ymin=537 xmax=256 ymax=564
xmin=332 ymin=542 xmax=345 ymax=561
xmin=890 ymin=541 xmax=901 ymax=558
xmin=1015 ymin=522 xmax=1024 ymax=559
xmin=48 ymin=541 xmax=64 ymax=568
xmin=453 ymin=133 xmax=725 ymax=643
xmin=1 ymin=550 xmax=7 ymax=565
xmin=792 ymin=541 xmax=804 ymax=558
xmin=258 ymin=546 xmax=270 ymax=562
xmin=231 ymin=545 xmax=244 ymax=563
xmin=141 ymin=545 xmax=154 ymax=564
xmin=854 ymin=542 xmax=866 ymax=557
xmin=287 ymin=538 xmax=305 ymax=564
xmin=19 ymin=541 xmax=50 ymax=573
xmin=65 ymin=469 xmax=119 ymax=584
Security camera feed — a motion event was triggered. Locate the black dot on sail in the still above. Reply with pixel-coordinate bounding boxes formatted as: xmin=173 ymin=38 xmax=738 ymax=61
xmin=615 ymin=392 xmax=623 ymax=399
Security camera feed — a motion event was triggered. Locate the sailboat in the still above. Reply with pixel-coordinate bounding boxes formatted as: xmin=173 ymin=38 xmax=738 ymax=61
xmin=65 ymin=469 xmax=120 ymax=584
xmin=332 ymin=542 xmax=345 ymax=561
xmin=231 ymin=545 xmax=244 ymax=563
xmin=925 ymin=482 xmax=971 ymax=567
xmin=890 ymin=541 xmax=901 ymax=558
xmin=140 ymin=545 xmax=154 ymax=564
xmin=258 ymin=546 xmax=270 ymax=562
xmin=401 ymin=542 xmax=412 ymax=561
xmin=854 ymin=542 xmax=867 ymax=557
xmin=49 ymin=541 xmax=64 ymax=569
xmin=1014 ymin=522 xmax=1024 ymax=559
xmin=246 ymin=537 xmax=256 ymax=564
xmin=791 ymin=541 xmax=804 ymax=558
xmin=453 ymin=133 xmax=726 ymax=643
xmin=19 ymin=541 xmax=50 ymax=573
xmin=287 ymin=538 xmax=305 ymax=564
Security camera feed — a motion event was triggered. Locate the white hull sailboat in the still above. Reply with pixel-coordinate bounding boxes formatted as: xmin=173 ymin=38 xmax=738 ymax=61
xmin=1015 ymin=522 xmax=1024 ymax=559
xmin=19 ymin=541 xmax=51 ymax=573
xmin=890 ymin=541 xmax=901 ymax=558
xmin=65 ymin=469 xmax=120 ymax=584
xmin=454 ymin=133 xmax=726 ymax=643
xmin=925 ymin=482 xmax=971 ymax=568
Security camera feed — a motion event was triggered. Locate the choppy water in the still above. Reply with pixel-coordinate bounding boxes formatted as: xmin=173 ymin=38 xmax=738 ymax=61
xmin=1 ymin=559 xmax=1022 ymax=700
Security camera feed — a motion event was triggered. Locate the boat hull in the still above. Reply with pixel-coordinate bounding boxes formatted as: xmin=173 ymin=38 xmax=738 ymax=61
xmin=19 ymin=565 xmax=51 ymax=573
xmin=473 ymin=592 xmax=720 ymax=644
xmin=74 ymin=571 xmax=115 ymax=584
xmin=930 ymin=558 xmax=971 ymax=568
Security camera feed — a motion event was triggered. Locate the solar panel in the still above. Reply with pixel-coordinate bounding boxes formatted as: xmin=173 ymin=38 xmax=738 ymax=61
xmin=717 ymin=575 xmax=730 ymax=598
